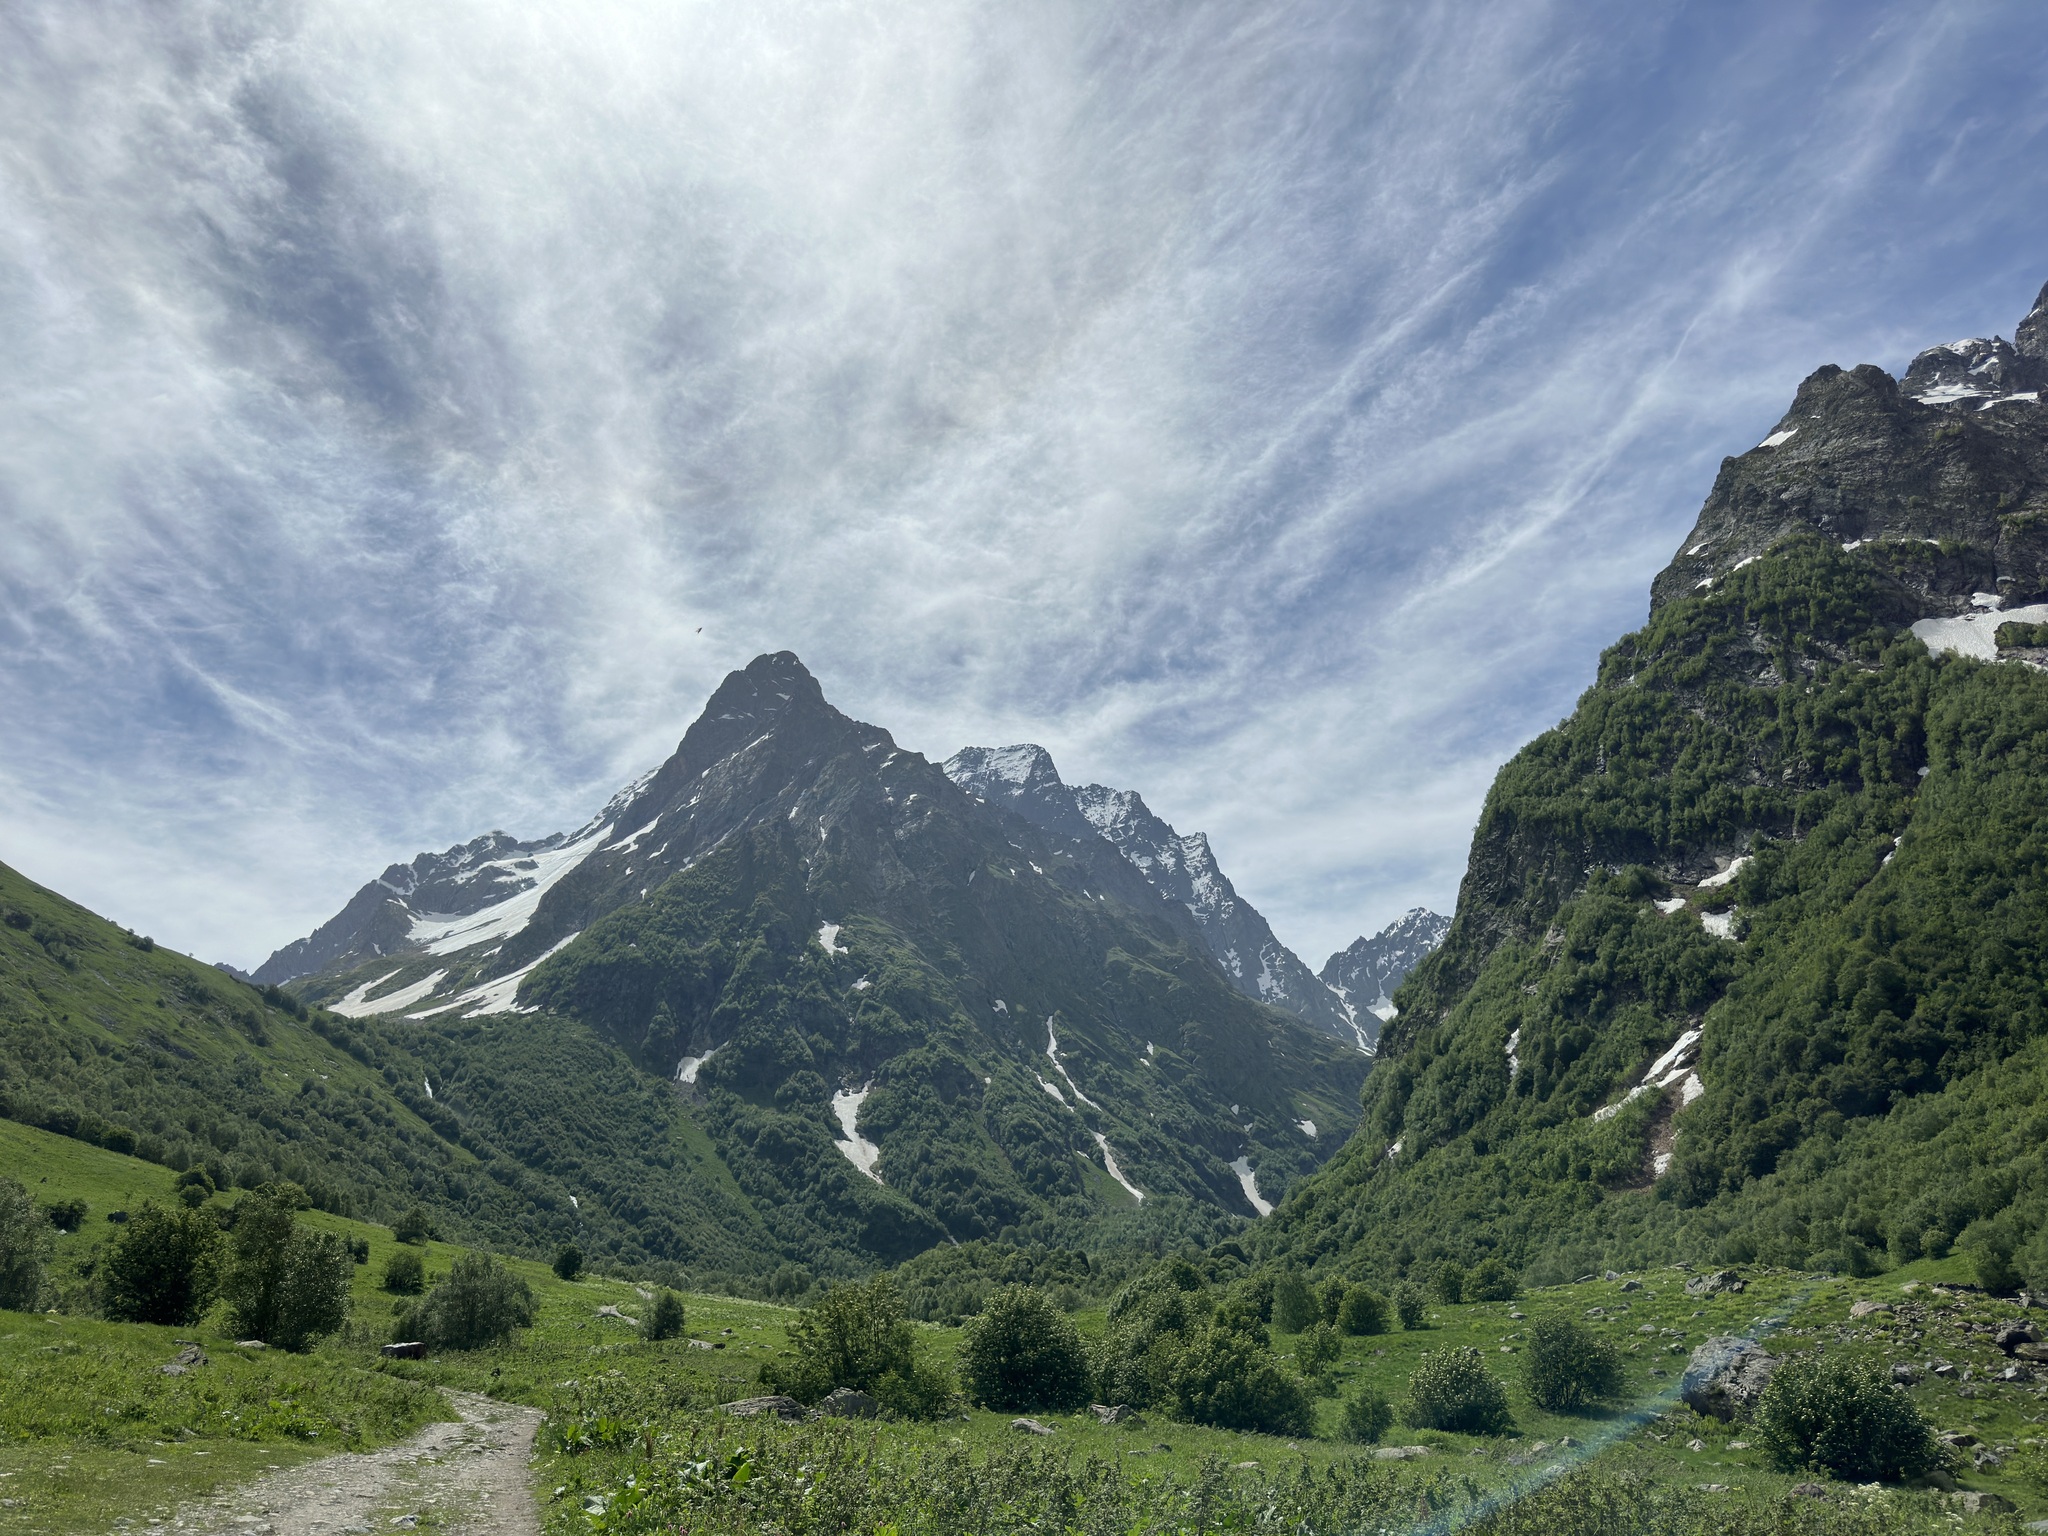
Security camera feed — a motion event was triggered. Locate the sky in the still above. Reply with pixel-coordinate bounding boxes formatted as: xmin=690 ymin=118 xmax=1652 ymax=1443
xmin=3 ymin=1 xmax=2047 ymax=973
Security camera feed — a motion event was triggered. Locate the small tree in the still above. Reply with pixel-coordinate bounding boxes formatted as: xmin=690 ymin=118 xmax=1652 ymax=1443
xmin=392 ymin=1205 xmax=435 ymax=1245
xmin=643 ymin=1289 xmax=686 ymax=1341
xmin=552 ymin=1243 xmax=583 ymax=1281
xmin=1406 ymin=1346 xmax=1512 ymax=1435
xmin=1317 ymin=1275 xmax=1349 ymax=1325
xmin=1271 ymin=1272 xmax=1318 ymax=1334
xmin=1338 ymin=1285 xmax=1389 ymax=1336
xmin=222 ymin=1187 xmax=352 ymax=1352
xmin=1753 ymin=1353 xmax=1938 ymax=1483
xmin=961 ymin=1285 xmax=1092 ymax=1411
xmin=41 ymin=1197 xmax=87 ymax=1233
xmin=411 ymin=1251 xmax=536 ymax=1351
xmin=1465 ymin=1257 xmax=1518 ymax=1302
xmin=1393 ymin=1281 xmax=1427 ymax=1329
xmin=759 ymin=1275 xmax=949 ymax=1417
xmin=383 ymin=1247 xmax=426 ymax=1295
xmin=1341 ymin=1386 xmax=1395 ymax=1444
xmin=0 ymin=1177 xmax=47 ymax=1311
xmin=1168 ymin=1321 xmax=1314 ymax=1437
xmin=1522 ymin=1315 xmax=1622 ymax=1411
xmin=1433 ymin=1264 xmax=1466 ymax=1305
xmin=103 ymin=1201 xmax=224 ymax=1325
xmin=1295 ymin=1320 xmax=1341 ymax=1380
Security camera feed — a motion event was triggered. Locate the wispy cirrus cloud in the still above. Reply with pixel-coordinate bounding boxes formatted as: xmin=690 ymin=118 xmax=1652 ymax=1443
xmin=1 ymin=0 xmax=2045 ymax=966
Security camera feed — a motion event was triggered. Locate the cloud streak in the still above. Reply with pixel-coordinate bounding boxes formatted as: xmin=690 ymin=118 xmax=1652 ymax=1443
xmin=2 ymin=0 xmax=2046 ymax=966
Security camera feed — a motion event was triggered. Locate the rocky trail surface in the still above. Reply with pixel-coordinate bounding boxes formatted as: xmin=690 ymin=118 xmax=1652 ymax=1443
xmin=141 ymin=1391 xmax=542 ymax=1536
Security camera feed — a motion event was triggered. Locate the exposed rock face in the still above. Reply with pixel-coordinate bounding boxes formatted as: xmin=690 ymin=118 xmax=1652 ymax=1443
xmin=1684 ymin=1269 xmax=1746 ymax=1297
xmin=1319 ymin=909 xmax=1451 ymax=1031
xmin=1680 ymin=1336 xmax=1779 ymax=1421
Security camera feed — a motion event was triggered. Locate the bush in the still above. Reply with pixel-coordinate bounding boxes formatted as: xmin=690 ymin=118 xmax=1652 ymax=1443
xmin=222 ymin=1186 xmax=353 ymax=1352
xmin=392 ymin=1205 xmax=435 ymax=1245
xmin=1092 ymin=1283 xmax=1204 ymax=1409
xmin=41 ymin=1197 xmax=86 ymax=1233
xmin=1167 ymin=1322 xmax=1314 ymax=1437
xmin=1433 ymin=1264 xmax=1466 ymax=1304
xmin=1317 ymin=1275 xmax=1348 ymax=1325
xmin=643 ymin=1288 xmax=686 ymax=1341
xmin=552 ymin=1243 xmax=583 ymax=1281
xmin=1271 ymin=1272 xmax=1318 ymax=1334
xmin=760 ymin=1275 xmax=948 ymax=1417
xmin=410 ymin=1251 xmax=536 ymax=1351
xmin=1393 ymin=1282 xmax=1427 ymax=1329
xmin=1341 ymin=1386 xmax=1395 ymax=1444
xmin=0 ymin=1177 xmax=47 ymax=1311
xmin=960 ymin=1285 xmax=1092 ymax=1411
xmin=1337 ymin=1285 xmax=1389 ymax=1336
xmin=1753 ymin=1352 xmax=1938 ymax=1482
xmin=1464 ymin=1257 xmax=1518 ymax=1302
xmin=1294 ymin=1320 xmax=1340 ymax=1379
xmin=1522 ymin=1315 xmax=1622 ymax=1411
xmin=1405 ymin=1346 xmax=1512 ymax=1435
xmin=103 ymin=1201 xmax=224 ymax=1325
xmin=383 ymin=1248 xmax=426 ymax=1295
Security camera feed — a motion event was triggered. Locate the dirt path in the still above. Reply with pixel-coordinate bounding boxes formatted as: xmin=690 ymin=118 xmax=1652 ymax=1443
xmin=141 ymin=1389 xmax=544 ymax=1536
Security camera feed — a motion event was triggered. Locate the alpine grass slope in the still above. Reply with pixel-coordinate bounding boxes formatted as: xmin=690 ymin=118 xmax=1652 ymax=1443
xmin=1258 ymin=277 xmax=2048 ymax=1293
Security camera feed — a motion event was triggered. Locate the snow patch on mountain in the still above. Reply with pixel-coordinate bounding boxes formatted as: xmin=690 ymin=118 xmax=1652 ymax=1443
xmin=1228 ymin=1156 xmax=1272 ymax=1216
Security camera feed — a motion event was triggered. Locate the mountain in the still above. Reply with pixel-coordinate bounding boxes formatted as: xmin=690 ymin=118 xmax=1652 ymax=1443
xmin=1256 ymin=276 xmax=2048 ymax=1289
xmin=260 ymin=654 xmax=1370 ymax=1270
xmin=1319 ymin=908 xmax=1451 ymax=1025
xmin=943 ymin=744 xmax=1364 ymax=1046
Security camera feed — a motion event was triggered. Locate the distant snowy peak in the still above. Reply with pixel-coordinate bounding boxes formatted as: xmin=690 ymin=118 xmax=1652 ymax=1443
xmin=943 ymin=744 xmax=1361 ymax=1048
xmin=1321 ymin=908 xmax=1451 ymax=1025
xmin=1900 ymin=334 xmax=2042 ymax=407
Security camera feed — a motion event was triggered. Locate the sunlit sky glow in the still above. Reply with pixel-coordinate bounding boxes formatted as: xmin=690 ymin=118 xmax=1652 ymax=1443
xmin=3 ymin=2 xmax=2046 ymax=969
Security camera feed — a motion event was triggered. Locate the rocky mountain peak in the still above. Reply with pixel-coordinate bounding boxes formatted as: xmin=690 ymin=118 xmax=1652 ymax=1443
xmin=674 ymin=650 xmax=835 ymax=769
xmin=2017 ymin=278 xmax=2048 ymax=366
xmin=1320 ymin=908 xmax=1452 ymax=1024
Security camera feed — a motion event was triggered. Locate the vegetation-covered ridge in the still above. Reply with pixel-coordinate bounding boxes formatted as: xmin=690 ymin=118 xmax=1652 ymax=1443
xmin=1259 ymin=528 xmax=2048 ymax=1289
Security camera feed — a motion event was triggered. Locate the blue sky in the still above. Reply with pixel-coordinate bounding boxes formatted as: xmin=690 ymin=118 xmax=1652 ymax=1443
xmin=3 ymin=1 xmax=2046 ymax=970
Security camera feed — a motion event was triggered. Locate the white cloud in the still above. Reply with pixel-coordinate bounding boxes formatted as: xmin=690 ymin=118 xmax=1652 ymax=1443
xmin=1 ymin=1 xmax=2045 ymax=966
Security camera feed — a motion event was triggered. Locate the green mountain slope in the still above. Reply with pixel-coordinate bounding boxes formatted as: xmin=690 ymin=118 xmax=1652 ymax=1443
xmin=1259 ymin=283 xmax=2048 ymax=1289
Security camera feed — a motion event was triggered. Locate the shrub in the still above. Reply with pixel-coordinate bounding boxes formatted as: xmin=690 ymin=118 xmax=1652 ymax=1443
xmin=0 ymin=1177 xmax=47 ymax=1311
xmin=1167 ymin=1322 xmax=1314 ymax=1437
xmin=222 ymin=1186 xmax=353 ymax=1352
xmin=1337 ymin=1285 xmax=1389 ymax=1336
xmin=552 ymin=1243 xmax=583 ymax=1281
xmin=1405 ymin=1346 xmax=1512 ymax=1435
xmin=760 ymin=1275 xmax=948 ymax=1417
xmin=1393 ymin=1282 xmax=1427 ymax=1329
xmin=411 ymin=1251 xmax=536 ymax=1351
xmin=40 ymin=1197 xmax=86 ymax=1233
xmin=1271 ymin=1272 xmax=1318 ymax=1334
xmin=102 ymin=1201 xmax=225 ymax=1325
xmin=1464 ymin=1257 xmax=1518 ymax=1302
xmin=1295 ymin=1320 xmax=1340 ymax=1378
xmin=1341 ymin=1386 xmax=1395 ymax=1444
xmin=383 ymin=1248 xmax=426 ymax=1295
xmin=1093 ymin=1283 xmax=1203 ymax=1408
xmin=1317 ymin=1275 xmax=1349 ymax=1324
xmin=392 ymin=1205 xmax=435 ymax=1245
xmin=1433 ymin=1264 xmax=1466 ymax=1304
xmin=643 ymin=1289 xmax=686 ymax=1341
xmin=960 ymin=1285 xmax=1092 ymax=1411
xmin=1753 ymin=1352 xmax=1938 ymax=1482
xmin=346 ymin=1235 xmax=370 ymax=1264
xmin=1522 ymin=1315 xmax=1622 ymax=1411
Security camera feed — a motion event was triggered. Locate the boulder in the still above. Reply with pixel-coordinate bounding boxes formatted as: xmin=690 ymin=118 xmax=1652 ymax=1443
xmin=1790 ymin=1483 xmax=1829 ymax=1499
xmin=722 ymin=1395 xmax=806 ymax=1421
xmin=160 ymin=1343 xmax=207 ymax=1376
xmin=381 ymin=1341 xmax=427 ymax=1360
xmin=1090 ymin=1404 xmax=1141 ymax=1425
xmin=1680 ymin=1336 xmax=1779 ymax=1420
xmin=1891 ymin=1362 xmax=1923 ymax=1385
xmin=1011 ymin=1418 xmax=1057 ymax=1436
xmin=1684 ymin=1270 xmax=1745 ymax=1297
xmin=1995 ymin=1321 xmax=2041 ymax=1354
xmin=1848 ymin=1300 xmax=1890 ymax=1319
xmin=819 ymin=1387 xmax=880 ymax=1419
xmin=1374 ymin=1445 xmax=1433 ymax=1460
xmin=1950 ymin=1491 xmax=2015 ymax=1515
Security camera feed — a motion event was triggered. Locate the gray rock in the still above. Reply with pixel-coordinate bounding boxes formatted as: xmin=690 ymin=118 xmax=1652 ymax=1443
xmin=1790 ymin=1482 xmax=1829 ymax=1499
xmin=1684 ymin=1270 xmax=1745 ymax=1298
xmin=1090 ymin=1403 xmax=1142 ymax=1425
xmin=1680 ymin=1336 xmax=1779 ymax=1420
xmin=1011 ymin=1418 xmax=1057 ymax=1436
xmin=1374 ymin=1445 xmax=1433 ymax=1460
xmin=1949 ymin=1491 xmax=2014 ymax=1515
xmin=1891 ymin=1362 xmax=1923 ymax=1384
xmin=1996 ymin=1321 xmax=2041 ymax=1354
xmin=381 ymin=1341 xmax=426 ymax=1360
xmin=160 ymin=1343 xmax=207 ymax=1376
xmin=819 ymin=1387 xmax=880 ymax=1419
xmin=721 ymin=1395 xmax=806 ymax=1421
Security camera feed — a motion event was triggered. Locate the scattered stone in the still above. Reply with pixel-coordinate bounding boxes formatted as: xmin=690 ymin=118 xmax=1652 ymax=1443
xmin=161 ymin=1344 xmax=207 ymax=1376
xmin=2024 ymin=1521 xmax=2048 ymax=1534
xmin=1933 ymin=1363 xmax=1956 ymax=1377
xmin=1848 ymin=1301 xmax=1890 ymax=1319
xmin=1891 ymin=1363 xmax=1923 ymax=1384
xmin=1685 ymin=1270 xmax=1745 ymax=1297
xmin=1995 ymin=1322 xmax=2040 ymax=1354
xmin=1687 ymin=1438 xmax=1707 ymax=1452
xmin=1975 ymin=1449 xmax=2005 ymax=1470
xmin=381 ymin=1342 xmax=426 ymax=1360
xmin=1374 ymin=1445 xmax=1433 ymax=1460
xmin=594 ymin=1305 xmax=638 ymax=1326
xmin=721 ymin=1396 xmax=805 ymax=1421
xmin=1696 ymin=1483 xmax=1729 ymax=1493
xmin=1681 ymin=1337 xmax=1779 ymax=1420
xmin=1727 ymin=1440 xmax=1750 ymax=1449
xmin=1603 ymin=1270 xmax=1621 ymax=1281
xmin=819 ymin=1387 xmax=880 ymax=1419
xmin=1011 ymin=1418 xmax=1056 ymax=1436
xmin=389 ymin=1519 xmax=419 ymax=1531
xmin=1231 ymin=1460 xmax=1259 ymax=1469
xmin=1090 ymin=1404 xmax=1142 ymax=1425
xmin=2016 ymin=1343 xmax=2048 ymax=1364
xmin=1557 ymin=1437 xmax=1578 ymax=1448
xmin=234 ymin=1340 xmax=267 ymax=1350
xmin=1619 ymin=1279 xmax=1642 ymax=1292
xmin=1790 ymin=1482 xmax=1828 ymax=1499
xmin=1941 ymin=1432 xmax=1980 ymax=1449
xmin=1950 ymin=1491 xmax=2014 ymax=1515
